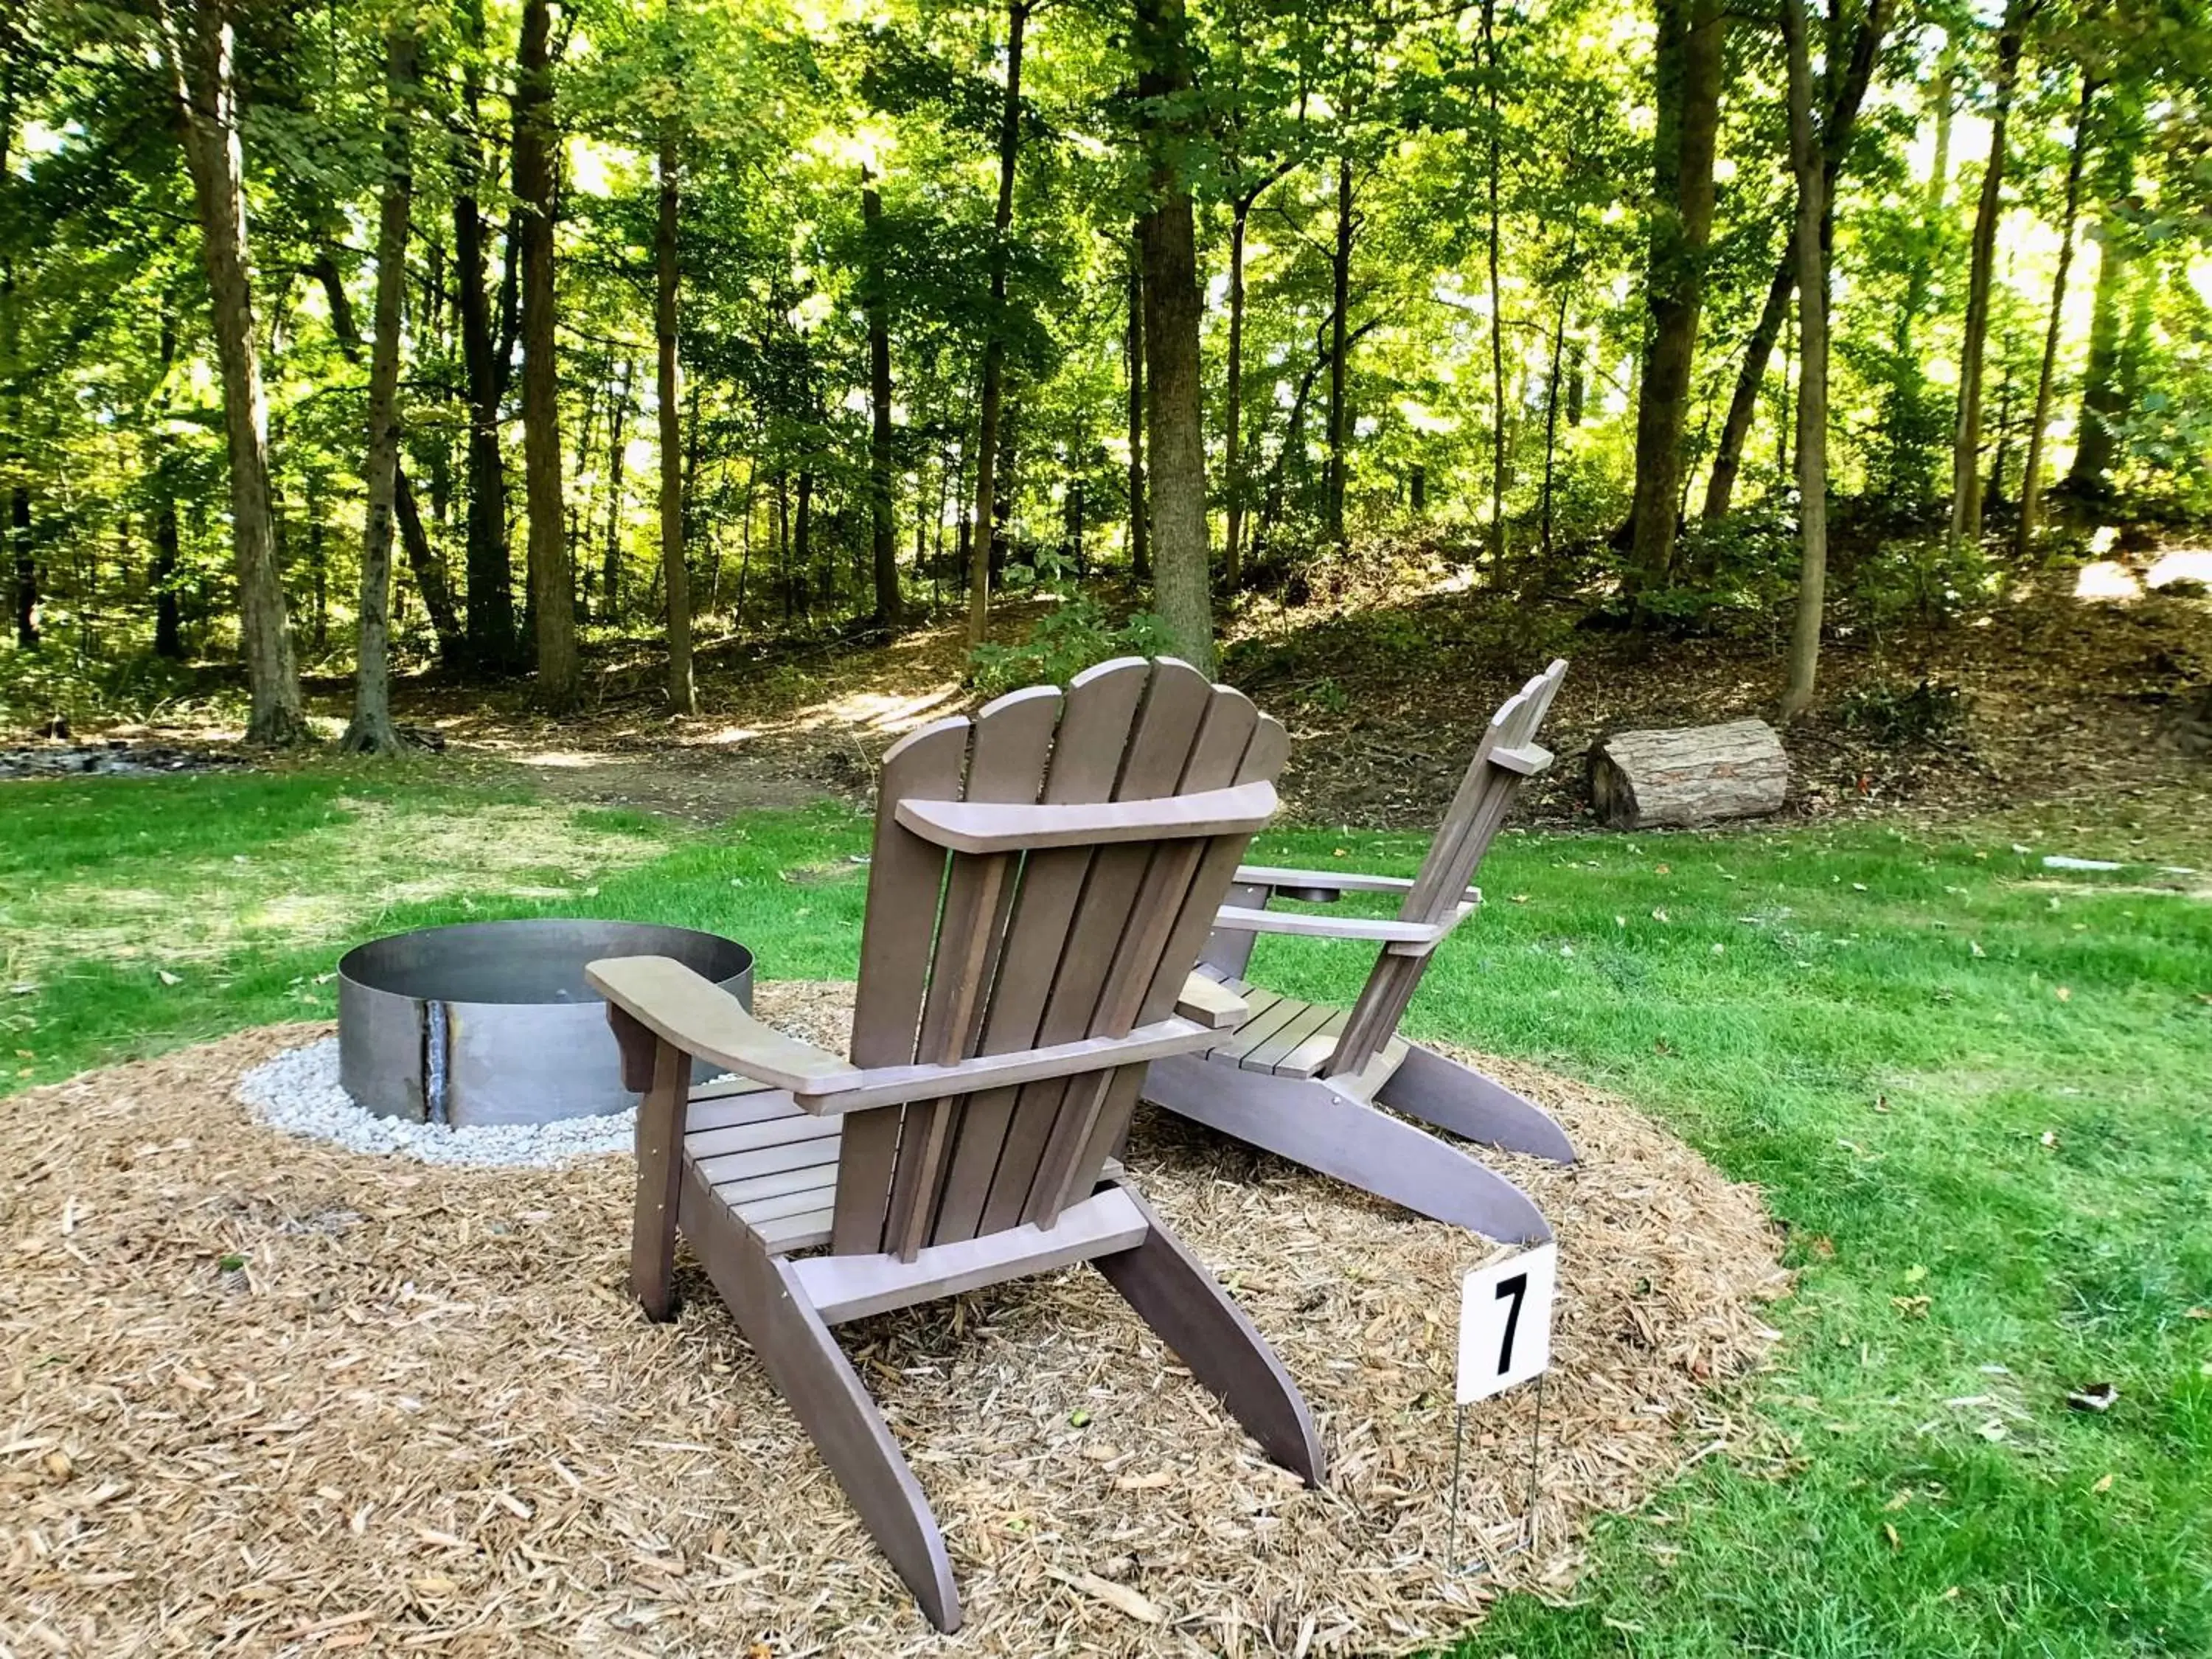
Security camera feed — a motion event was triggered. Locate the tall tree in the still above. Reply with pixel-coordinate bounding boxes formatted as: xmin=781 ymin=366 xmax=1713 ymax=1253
xmin=1702 ymin=0 xmax=1890 ymax=522
xmin=512 ymin=0 xmax=577 ymax=708
xmin=658 ymin=118 xmax=695 ymax=712
xmin=2062 ymin=90 xmax=2140 ymax=498
xmin=1325 ymin=153 xmax=1354 ymax=546
xmin=1133 ymin=0 xmax=1213 ymax=668
xmin=861 ymin=167 xmax=900 ymax=631
xmin=1778 ymin=0 xmax=1829 ymax=721
xmin=1125 ymin=238 xmax=1147 ymax=580
xmin=454 ymin=0 xmax=518 ymax=669
xmin=1877 ymin=42 xmax=1956 ymax=500
xmin=153 ymin=0 xmax=305 ymax=743
xmin=1624 ymin=0 xmax=1728 ymax=596
xmin=1482 ymin=0 xmax=1508 ymax=563
xmin=1 ymin=27 xmax=32 ymax=651
xmin=1222 ymin=159 xmax=1294 ymax=591
xmin=343 ymin=19 xmax=420 ymax=754
xmin=1948 ymin=0 xmax=2034 ymax=555
xmin=150 ymin=303 xmax=184 ymax=660
xmin=2016 ymin=71 xmax=2097 ymax=553
xmin=966 ymin=0 xmax=1028 ymax=650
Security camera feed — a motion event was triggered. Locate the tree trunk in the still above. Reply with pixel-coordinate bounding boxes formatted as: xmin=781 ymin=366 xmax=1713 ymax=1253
xmin=1703 ymin=1 xmax=1887 ymax=524
xmin=308 ymin=251 xmax=458 ymax=666
xmin=342 ymin=23 xmax=419 ymax=754
xmin=1133 ymin=0 xmax=1214 ymax=669
xmin=862 ymin=169 xmax=901 ymax=630
xmin=966 ymin=0 xmax=1026 ymax=650
xmin=1947 ymin=0 xmax=2030 ymax=555
xmin=150 ymin=303 xmax=184 ymax=658
xmin=453 ymin=0 xmax=515 ymax=671
xmin=1778 ymin=0 xmax=1828 ymax=723
xmin=1126 ymin=237 xmax=1148 ymax=580
xmin=1483 ymin=0 xmax=1508 ymax=563
xmin=1881 ymin=44 xmax=1954 ymax=495
xmin=796 ymin=468 xmax=813 ymax=616
xmin=156 ymin=0 xmax=305 ymax=743
xmin=4 ymin=260 xmax=30 ymax=650
xmin=1625 ymin=0 xmax=1727 ymax=597
xmin=1703 ymin=257 xmax=1793 ymax=523
xmin=655 ymin=126 xmax=694 ymax=712
xmin=1326 ymin=153 xmax=1353 ymax=546
xmin=512 ymin=0 xmax=575 ymax=708
xmin=2016 ymin=73 xmax=2096 ymax=554
xmin=394 ymin=476 xmax=460 ymax=662
xmin=1223 ymin=198 xmax=1249 ymax=591
xmin=1537 ymin=229 xmax=1576 ymax=568
xmin=601 ymin=358 xmax=631 ymax=623
xmin=2063 ymin=96 xmax=2138 ymax=499
xmin=0 ymin=23 xmax=29 ymax=649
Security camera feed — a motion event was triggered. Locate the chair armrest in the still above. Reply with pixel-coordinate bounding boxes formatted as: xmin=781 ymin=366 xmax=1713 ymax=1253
xmin=1174 ymin=973 xmax=1249 ymax=1030
xmin=587 ymin=956 xmax=859 ymax=1096
xmin=1213 ymin=898 xmax=1480 ymax=958
xmin=897 ymin=780 xmax=1277 ymax=855
xmin=588 ymin=956 xmax=1230 ymax=1119
xmin=797 ymin=1016 xmax=1222 ymax=1115
xmin=1231 ymin=864 xmax=1481 ymax=906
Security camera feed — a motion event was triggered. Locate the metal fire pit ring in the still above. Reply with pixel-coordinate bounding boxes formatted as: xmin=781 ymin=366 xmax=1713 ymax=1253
xmin=337 ymin=919 xmax=753 ymax=1128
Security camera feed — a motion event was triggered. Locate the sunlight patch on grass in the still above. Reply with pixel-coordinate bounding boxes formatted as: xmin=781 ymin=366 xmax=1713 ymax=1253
xmin=6 ymin=795 xmax=661 ymax=984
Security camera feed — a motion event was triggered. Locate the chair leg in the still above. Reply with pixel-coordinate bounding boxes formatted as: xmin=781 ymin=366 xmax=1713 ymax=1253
xmin=630 ymin=1038 xmax=689 ymax=1321
xmin=684 ymin=1166 xmax=962 ymax=1632
xmin=1144 ymin=1054 xmax=1554 ymax=1244
xmin=1092 ymin=1182 xmax=1326 ymax=1487
xmin=1374 ymin=1041 xmax=1578 ymax=1164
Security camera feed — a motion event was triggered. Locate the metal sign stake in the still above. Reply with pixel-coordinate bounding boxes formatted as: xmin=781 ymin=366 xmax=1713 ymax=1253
xmin=1447 ymin=1241 xmax=1559 ymax=1578
xmin=1446 ymin=1371 xmax=1548 ymax=1576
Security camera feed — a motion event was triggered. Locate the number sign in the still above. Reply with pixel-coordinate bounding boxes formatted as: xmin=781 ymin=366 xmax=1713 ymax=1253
xmin=1455 ymin=1243 xmax=1557 ymax=1405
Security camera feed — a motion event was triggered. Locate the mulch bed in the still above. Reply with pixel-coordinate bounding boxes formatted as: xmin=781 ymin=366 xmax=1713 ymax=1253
xmin=2 ymin=984 xmax=1787 ymax=1655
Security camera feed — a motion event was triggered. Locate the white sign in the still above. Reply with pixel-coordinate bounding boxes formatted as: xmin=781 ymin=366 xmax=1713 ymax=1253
xmin=1456 ymin=1243 xmax=1557 ymax=1405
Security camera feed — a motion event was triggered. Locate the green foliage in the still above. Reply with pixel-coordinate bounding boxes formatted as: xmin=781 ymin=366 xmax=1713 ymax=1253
xmin=1835 ymin=675 xmax=1967 ymax=743
xmin=966 ymin=598 xmax=1178 ymax=698
xmin=1843 ymin=532 xmax=1995 ymax=634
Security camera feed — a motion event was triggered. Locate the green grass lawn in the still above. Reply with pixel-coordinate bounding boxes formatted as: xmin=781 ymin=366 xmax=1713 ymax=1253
xmin=4 ymin=768 xmax=2208 ymax=1655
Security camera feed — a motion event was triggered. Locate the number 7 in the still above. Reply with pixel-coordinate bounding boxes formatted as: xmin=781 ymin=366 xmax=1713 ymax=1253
xmin=1494 ymin=1272 xmax=1528 ymax=1373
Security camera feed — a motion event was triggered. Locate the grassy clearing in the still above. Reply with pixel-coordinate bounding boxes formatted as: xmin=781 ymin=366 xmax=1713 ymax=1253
xmin=2 ymin=769 xmax=2208 ymax=1655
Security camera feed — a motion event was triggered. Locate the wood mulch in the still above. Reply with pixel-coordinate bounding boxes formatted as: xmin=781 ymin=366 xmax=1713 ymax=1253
xmin=2 ymin=984 xmax=1786 ymax=1655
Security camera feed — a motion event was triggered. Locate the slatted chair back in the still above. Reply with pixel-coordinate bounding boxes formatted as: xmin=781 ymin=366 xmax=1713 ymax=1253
xmin=1319 ymin=658 xmax=1566 ymax=1082
xmin=832 ymin=657 xmax=1288 ymax=1262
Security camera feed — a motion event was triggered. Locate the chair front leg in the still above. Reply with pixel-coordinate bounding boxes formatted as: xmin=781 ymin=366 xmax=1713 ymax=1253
xmin=609 ymin=1004 xmax=690 ymax=1321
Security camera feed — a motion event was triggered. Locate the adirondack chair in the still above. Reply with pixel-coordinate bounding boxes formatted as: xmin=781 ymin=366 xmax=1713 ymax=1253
xmin=1142 ymin=660 xmax=1574 ymax=1245
xmin=585 ymin=658 xmax=1324 ymax=1634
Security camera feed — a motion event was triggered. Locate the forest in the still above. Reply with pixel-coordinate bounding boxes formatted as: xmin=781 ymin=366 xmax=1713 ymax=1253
xmin=0 ymin=0 xmax=2208 ymax=747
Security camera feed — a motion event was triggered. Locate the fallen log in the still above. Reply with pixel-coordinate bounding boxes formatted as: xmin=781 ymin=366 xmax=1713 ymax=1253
xmin=1589 ymin=719 xmax=1788 ymax=829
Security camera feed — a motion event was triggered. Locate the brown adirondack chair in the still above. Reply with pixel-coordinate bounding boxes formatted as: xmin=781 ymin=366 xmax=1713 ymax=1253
xmin=1142 ymin=659 xmax=1574 ymax=1244
xmin=585 ymin=658 xmax=1324 ymax=1634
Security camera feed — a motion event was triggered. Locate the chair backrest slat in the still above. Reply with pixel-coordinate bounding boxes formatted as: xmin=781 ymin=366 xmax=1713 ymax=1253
xmin=832 ymin=717 xmax=970 ymax=1253
xmin=1319 ymin=660 xmax=1566 ymax=1082
xmin=983 ymin=659 xmax=1217 ymax=1234
xmin=832 ymin=658 xmax=1288 ymax=1261
xmin=1042 ymin=688 xmax=1290 ymax=1220
xmin=926 ymin=662 xmax=1152 ymax=1245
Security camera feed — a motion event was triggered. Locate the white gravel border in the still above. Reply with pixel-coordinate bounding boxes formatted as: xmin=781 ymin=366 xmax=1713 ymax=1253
xmin=237 ymin=1037 xmax=635 ymax=1167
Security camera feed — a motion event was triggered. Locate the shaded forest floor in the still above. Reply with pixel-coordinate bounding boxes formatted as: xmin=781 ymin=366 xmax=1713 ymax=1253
xmin=7 ymin=541 xmax=2208 ymax=840
xmin=374 ymin=546 xmax=2212 ymax=841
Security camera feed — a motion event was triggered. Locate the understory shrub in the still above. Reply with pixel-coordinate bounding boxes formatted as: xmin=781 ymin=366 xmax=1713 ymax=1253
xmin=966 ymin=598 xmax=1178 ymax=698
xmin=1834 ymin=675 xmax=1966 ymax=742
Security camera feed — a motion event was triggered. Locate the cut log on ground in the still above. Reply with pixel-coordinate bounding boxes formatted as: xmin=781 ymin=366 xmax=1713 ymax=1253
xmin=1590 ymin=718 xmax=1789 ymax=829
